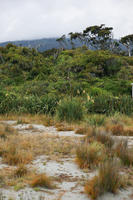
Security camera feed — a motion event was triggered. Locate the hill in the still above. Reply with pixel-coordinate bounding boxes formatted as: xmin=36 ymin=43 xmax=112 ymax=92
xmin=0 ymin=38 xmax=82 ymax=52
xmin=0 ymin=44 xmax=133 ymax=115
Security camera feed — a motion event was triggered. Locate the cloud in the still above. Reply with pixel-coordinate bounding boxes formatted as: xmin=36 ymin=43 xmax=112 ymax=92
xmin=0 ymin=0 xmax=133 ymax=42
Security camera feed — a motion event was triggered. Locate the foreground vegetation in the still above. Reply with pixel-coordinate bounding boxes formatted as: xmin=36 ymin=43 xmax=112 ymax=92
xmin=0 ymin=114 xmax=133 ymax=199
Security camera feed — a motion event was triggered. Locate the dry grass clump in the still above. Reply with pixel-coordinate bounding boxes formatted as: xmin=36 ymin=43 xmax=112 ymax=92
xmin=94 ymin=131 xmax=114 ymax=149
xmin=106 ymin=124 xmax=124 ymax=136
xmin=0 ymin=135 xmax=33 ymax=166
xmin=124 ymin=127 xmax=133 ymax=136
xmin=76 ymin=141 xmax=106 ymax=169
xmin=75 ymin=126 xmax=92 ymax=135
xmin=56 ymin=125 xmax=74 ymax=132
xmin=30 ymin=173 xmax=54 ymax=189
xmin=105 ymin=123 xmax=133 ymax=136
xmin=85 ymin=128 xmax=114 ymax=149
xmin=0 ymin=124 xmax=17 ymax=139
xmin=13 ymin=165 xmax=28 ymax=178
xmin=85 ymin=159 xmax=126 ymax=200
xmin=3 ymin=145 xmax=33 ymax=166
xmin=114 ymin=140 xmax=133 ymax=166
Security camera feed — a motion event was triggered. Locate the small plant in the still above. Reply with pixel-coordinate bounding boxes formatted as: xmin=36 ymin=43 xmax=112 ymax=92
xmin=76 ymin=141 xmax=106 ymax=169
xmin=87 ymin=115 xmax=105 ymax=127
xmin=114 ymin=140 xmax=133 ymax=166
xmin=85 ymin=159 xmax=126 ymax=199
xmin=94 ymin=131 xmax=114 ymax=149
xmin=14 ymin=165 xmax=28 ymax=177
xmin=3 ymin=144 xmax=32 ymax=166
xmin=109 ymin=124 xmax=124 ymax=136
xmin=30 ymin=173 xmax=54 ymax=189
xmin=0 ymin=125 xmax=17 ymax=139
xmin=56 ymin=98 xmax=84 ymax=122
xmin=75 ymin=127 xmax=89 ymax=135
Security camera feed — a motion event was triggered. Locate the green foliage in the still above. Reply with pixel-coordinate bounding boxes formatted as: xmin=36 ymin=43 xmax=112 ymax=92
xmin=0 ymin=45 xmax=132 ymax=116
xmin=87 ymin=115 xmax=105 ymax=126
xmin=56 ymin=98 xmax=84 ymax=122
xmin=0 ymin=92 xmax=59 ymax=115
xmin=85 ymin=94 xmax=133 ymax=115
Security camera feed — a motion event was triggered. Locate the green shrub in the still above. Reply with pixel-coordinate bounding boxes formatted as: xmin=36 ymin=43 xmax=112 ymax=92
xmin=85 ymin=94 xmax=133 ymax=115
xmin=56 ymin=98 xmax=84 ymax=122
xmin=87 ymin=115 xmax=105 ymax=126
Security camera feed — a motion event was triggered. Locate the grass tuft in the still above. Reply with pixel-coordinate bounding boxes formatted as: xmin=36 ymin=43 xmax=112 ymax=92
xmin=76 ymin=141 xmax=106 ymax=169
xmin=30 ymin=173 xmax=54 ymax=189
xmin=85 ymin=159 xmax=126 ymax=199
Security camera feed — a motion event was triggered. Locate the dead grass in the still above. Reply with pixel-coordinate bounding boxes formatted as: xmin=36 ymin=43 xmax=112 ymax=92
xmin=105 ymin=123 xmax=133 ymax=136
xmin=0 ymin=124 xmax=17 ymax=139
xmin=30 ymin=173 xmax=55 ymax=189
xmin=76 ymin=141 xmax=106 ymax=169
xmin=13 ymin=165 xmax=28 ymax=178
xmin=0 ymin=114 xmax=55 ymax=127
xmin=114 ymin=140 xmax=133 ymax=166
xmin=75 ymin=126 xmax=91 ymax=135
xmin=85 ymin=159 xmax=126 ymax=200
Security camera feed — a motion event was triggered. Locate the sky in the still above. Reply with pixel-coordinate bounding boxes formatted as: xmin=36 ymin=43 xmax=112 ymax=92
xmin=0 ymin=0 xmax=133 ymax=42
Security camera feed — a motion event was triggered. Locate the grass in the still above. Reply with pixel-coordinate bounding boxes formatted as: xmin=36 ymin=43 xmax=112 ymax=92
xmin=56 ymin=98 xmax=84 ymax=122
xmin=87 ymin=115 xmax=105 ymax=127
xmin=91 ymin=129 xmax=114 ymax=149
xmin=85 ymin=159 xmax=126 ymax=200
xmin=76 ymin=141 xmax=106 ymax=169
xmin=114 ymin=140 xmax=133 ymax=166
xmin=0 ymin=114 xmax=132 ymax=198
xmin=0 ymin=124 xmax=17 ymax=139
xmin=13 ymin=165 xmax=28 ymax=178
xmin=30 ymin=173 xmax=55 ymax=189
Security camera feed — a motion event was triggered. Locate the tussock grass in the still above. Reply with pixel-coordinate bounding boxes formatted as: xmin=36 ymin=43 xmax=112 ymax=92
xmin=76 ymin=141 xmax=106 ymax=169
xmin=85 ymin=159 xmax=126 ymax=200
xmin=75 ymin=126 xmax=90 ymax=135
xmin=30 ymin=173 xmax=55 ymax=189
xmin=13 ymin=165 xmax=28 ymax=178
xmin=114 ymin=140 xmax=133 ymax=166
xmin=0 ymin=124 xmax=17 ymax=139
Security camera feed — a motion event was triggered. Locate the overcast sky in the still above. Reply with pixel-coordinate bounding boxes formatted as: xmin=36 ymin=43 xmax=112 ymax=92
xmin=0 ymin=0 xmax=133 ymax=42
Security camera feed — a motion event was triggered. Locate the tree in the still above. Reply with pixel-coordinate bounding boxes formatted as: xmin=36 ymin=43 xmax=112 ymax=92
xmin=120 ymin=34 xmax=133 ymax=56
xmin=68 ymin=32 xmax=84 ymax=49
xmin=83 ymin=24 xmax=113 ymax=50
xmin=56 ymin=35 xmax=67 ymax=49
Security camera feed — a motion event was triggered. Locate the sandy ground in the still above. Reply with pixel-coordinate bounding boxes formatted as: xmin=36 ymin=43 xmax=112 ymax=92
xmin=0 ymin=120 xmax=133 ymax=200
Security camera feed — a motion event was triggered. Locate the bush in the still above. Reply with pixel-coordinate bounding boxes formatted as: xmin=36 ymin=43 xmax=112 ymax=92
xmin=76 ymin=141 xmax=106 ymax=168
xmin=86 ymin=94 xmax=133 ymax=115
xmin=56 ymin=98 xmax=84 ymax=122
xmin=85 ymin=159 xmax=126 ymax=199
xmin=87 ymin=115 xmax=105 ymax=127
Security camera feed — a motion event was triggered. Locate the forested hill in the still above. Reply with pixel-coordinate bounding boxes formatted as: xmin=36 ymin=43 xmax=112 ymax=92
xmin=0 ymin=38 xmax=81 ymax=52
xmin=0 ymin=44 xmax=133 ymax=114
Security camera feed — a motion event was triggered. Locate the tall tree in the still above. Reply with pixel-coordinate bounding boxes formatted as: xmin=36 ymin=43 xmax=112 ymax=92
xmin=56 ymin=35 xmax=67 ymax=49
xmin=68 ymin=32 xmax=84 ymax=48
xmin=120 ymin=34 xmax=133 ymax=56
xmin=83 ymin=24 xmax=113 ymax=50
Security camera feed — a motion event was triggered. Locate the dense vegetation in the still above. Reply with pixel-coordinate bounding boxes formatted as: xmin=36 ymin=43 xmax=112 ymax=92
xmin=0 ymin=43 xmax=133 ymax=117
